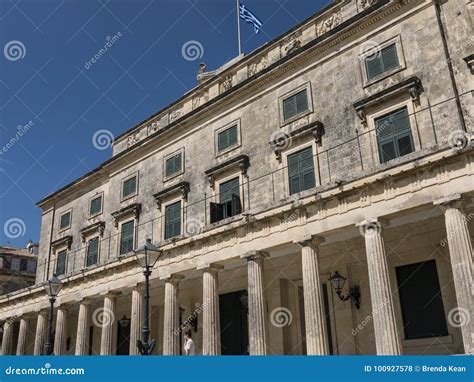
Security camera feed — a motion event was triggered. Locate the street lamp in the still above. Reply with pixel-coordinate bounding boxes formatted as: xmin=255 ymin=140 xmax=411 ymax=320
xmin=328 ymin=271 xmax=361 ymax=309
xmin=42 ymin=274 xmax=63 ymax=355
xmin=133 ymin=239 xmax=162 ymax=355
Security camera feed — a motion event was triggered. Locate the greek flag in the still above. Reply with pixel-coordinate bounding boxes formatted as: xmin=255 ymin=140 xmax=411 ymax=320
xmin=239 ymin=3 xmax=263 ymax=34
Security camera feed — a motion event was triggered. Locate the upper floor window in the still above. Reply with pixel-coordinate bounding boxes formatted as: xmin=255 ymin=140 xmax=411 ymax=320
xmin=165 ymin=151 xmax=183 ymax=179
xmin=217 ymin=125 xmax=238 ymax=153
xmin=120 ymin=220 xmax=135 ymax=256
xmin=282 ymin=89 xmax=309 ymax=121
xmin=365 ymin=43 xmax=399 ymax=80
xmin=89 ymin=195 xmax=103 ymax=217
xmin=375 ymin=107 xmax=414 ymax=163
xmin=210 ymin=177 xmax=241 ymax=223
xmin=56 ymin=250 xmax=67 ymax=276
xmin=11 ymin=258 xmax=20 ymax=271
xmin=288 ymin=147 xmax=315 ymax=195
xmin=164 ymin=201 xmax=182 ymax=240
xmin=396 ymin=260 xmax=448 ymax=339
xmin=26 ymin=260 xmax=36 ymax=273
xmin=86 ymin=237 xmax=99 ymax=267
xmin=59 ymin=211 xmax=71 ymax=230
xmin=122 ymin=175 xmax=137 ymax=200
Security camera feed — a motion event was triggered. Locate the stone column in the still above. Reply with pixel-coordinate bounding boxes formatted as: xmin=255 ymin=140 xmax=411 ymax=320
xmin=16 ymin=317 xmax=29 ymax=355
xmin=435 ymin=195 xmax=474 ymax=354
xmin=100 ymin=294 xmax=117 ymax=355
xmin=199 ymin=264 xmax=223 ymax=355
xmin=358 ymin=218 xmax=401 ymax=355
xmin=75 ymin=301 xmax=91 ymax=355
xmin=161 ymin=275 xmax=183 ymax=355
xmin=295 ymin=236 xmax=329 ymax=355
xmin=34 ymin=311 xmax=47 ymax=355
xmin=1 ymin=320 xmax=14 ymax=355
xmin=242 ymin=251 xmax=268 ymax=355
xmin=54 ymin=307 xmax=68 ymax=355
xmin=129 ymin=287 xmax=143 ymax=355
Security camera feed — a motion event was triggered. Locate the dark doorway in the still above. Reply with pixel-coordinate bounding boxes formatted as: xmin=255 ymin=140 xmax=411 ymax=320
xmin=396 ymin=260 xmax=448 ymax=339
xmin=116 ymin=316 xmax=131 ymax=355
xmin=219 ymin=290 xmax=249 ymax=355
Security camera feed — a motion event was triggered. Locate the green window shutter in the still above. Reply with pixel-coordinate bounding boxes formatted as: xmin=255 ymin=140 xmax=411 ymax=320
xmin=87 ymin=237 xmax=99 ymax=267
xmin=295 ymin=90 xmax=308 ymax=115
xmin=165 ymin=201 xmax=181 ymax=239
xmin=165 ymin=153 xmax=182 ymax=177
xmin=381 ymin=44 xmax=399 ymax=71
xmin=217 ymin=130 xmax=228 ymax=152
xmin=56 ymin=250 xmax=67 ymax=275
xmin=283 ymin=89 xmax=308 ymax=121
xmin=218 ymin=126 xmax=238 ymax=152
xmin=365 ymin=55 xmax=383 ymax=80
xmin=90 ymin=196 xmax=102 ymax=216
xmin=123 ymin=177 xmax=137 ymax=198
xmin=120 ymin=220 xmax=135 ymax=255
xmin=228 ymin=126 xmax=238 ymax=147
xmin=288 ymin=147 xmax=315 ymax=195
xmin=60 ymin=212 xmax=70 ymax=229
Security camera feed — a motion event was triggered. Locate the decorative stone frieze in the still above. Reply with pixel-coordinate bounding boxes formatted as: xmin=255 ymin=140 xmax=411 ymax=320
xmin=51 ymin=236 xmax=73 ymax=251
xmin=153 ymin=182 xmax=190 ymax=209
xmin=111 ymin=203 xmax=141 ymax=227
xmin=316 ymin=10 xmax=342 ymax=35
xmin=205 ymin=155 xmax=250 ymax=188
xmin=80 ymin=221 xmax=105 ymax=242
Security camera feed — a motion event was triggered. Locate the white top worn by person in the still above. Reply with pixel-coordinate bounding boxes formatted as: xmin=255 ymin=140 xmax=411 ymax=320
xmin=183 ymin=331 xmax=195 ymax=355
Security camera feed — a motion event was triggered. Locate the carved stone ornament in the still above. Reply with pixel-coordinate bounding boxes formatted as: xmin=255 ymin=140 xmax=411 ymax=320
xmin=169 ymin=108 xmax=182 ymax=123
xmin=221 ymin=75 xmax=234 ymax=93
xmin=147 ymin=121 xmax=160 ymax=135
xmin=282 ymin=31 xmax=302 ymax=56
xmin=248 ymin=55 xmax=269 ymax=77
xmin=192 ymin=91 xmax=209 ymax=110
xmin=317 ymin=11 xmax=342 ymax=35
xmin=359 ymin=0 xmax=378 ymax=10
xmin=127 ymin=134 xmax=139 ymax=147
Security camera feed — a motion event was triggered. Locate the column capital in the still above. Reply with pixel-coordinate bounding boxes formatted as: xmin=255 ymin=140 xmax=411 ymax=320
xmin=99 ymin=291 xmax=120 ymax=298
xmin=197 ymin=263 xmax=224 ymax=272
xmin=241 ymin=250 xmax=269 ymax=262
xmin=293 ymin=235 xmax=325 ymax=248
xmin=160 ymin=274 xmax=185 ymax=282
xmin=356 ymin=217 xmax=388 ymax=236
xmin=433 ymin=194 xmax=466 ymax=209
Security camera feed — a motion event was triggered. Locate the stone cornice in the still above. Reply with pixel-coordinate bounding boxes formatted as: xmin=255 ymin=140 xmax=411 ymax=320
xmin=50 ymin=236 xmax=73 ymax=251
xmin=111 ymin=203 xmax=141 ymax=227
xmin=153 ymin=182 xmax=190 ymax=209
xmin=80 ymin=221 xmax=106 ymax=243
xmin=205 ymin=155 xmax=250 ymax=188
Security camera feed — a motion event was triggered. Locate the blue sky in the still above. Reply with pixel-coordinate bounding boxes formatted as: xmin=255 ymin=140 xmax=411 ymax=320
xmin=0 ymin=0 xmax=329 ymax=247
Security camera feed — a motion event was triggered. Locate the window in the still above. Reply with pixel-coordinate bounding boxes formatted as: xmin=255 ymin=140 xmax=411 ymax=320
xmin=27 ymin=260 xmax=36 ymax=273
xmin=86 ymin=237 xmax=99 ymax=267
xmin=20 ymin=259 xmax=27 ymax=271
xmin=396 ymin=261 xmax=448 ymax=339
xmin=282 ymin=89 xmax=309 ymax=121
xmin=59 ymin=211 xmax=71 ymax=230
xmin=56 ymin=250 xmax=67 ymax=276
xmin=11 ymin=258 xmax=20 ymax=271
xmin=288 ymin=147 xmax=316 ymax=195
xmin=210 ymin=177 xmax=241 ymax=223
xmin=165 ymin=152 xmax=183 ymax=178
xmin=375 ymin=107 xmax=414 ymax=163
xmin=217 ymin=125 xmax=238 ymax=152
xmin=122 ymin=176 xmax=137 ymax=199
xmin=120 ymin=220 xmax=135 ymax=256
xmin=89 ymin=195 xmax=102 ymax=217
xmin=365 ymin=43 xmax=399 ymax=80
xmin=164 ymin=201 xmax=182 ymax=240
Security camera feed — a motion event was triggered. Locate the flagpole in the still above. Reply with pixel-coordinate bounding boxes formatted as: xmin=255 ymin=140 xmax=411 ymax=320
xmin=237 ymin=0 xmax=242 ymax=55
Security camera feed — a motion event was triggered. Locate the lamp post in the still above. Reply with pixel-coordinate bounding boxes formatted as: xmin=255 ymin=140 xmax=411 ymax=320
xmin=133 ymin=239 xmax=162 ymax=355
xmin=42 ymin=274 xmax=63 ymax=355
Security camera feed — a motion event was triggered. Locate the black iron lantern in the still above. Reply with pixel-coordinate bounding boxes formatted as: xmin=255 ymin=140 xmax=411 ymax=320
xmin=43 ymin=274 xmax=63 ymax=298
xmin=42 ymin=274 xmax=63 ymax=355
xmin=328 ymin=271 xmax=360 ymax=309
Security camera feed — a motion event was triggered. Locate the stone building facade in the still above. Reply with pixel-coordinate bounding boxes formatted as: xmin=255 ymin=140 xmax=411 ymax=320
xmin=0 ymin=0 xmax=473 ymax=356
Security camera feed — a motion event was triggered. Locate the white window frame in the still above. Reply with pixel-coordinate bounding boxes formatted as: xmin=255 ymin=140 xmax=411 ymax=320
xmin=88 ymin=192 xmax=104 ymax=218
xmin=359 ymin=35 xmax=407 ymax=87
xmin=214 ymin=119 xmax=241 ymax=157
xmin=366 ymin=96 xmax=421 ymax=166
xmin=279 ymin=82 xmax=313 ymax=126
xmin=58 ymin=208 xmax=72 ymax=232
xmin=163 ymin=148 xmax=185 ymax=182
xmin=121 ymin=171 xmax=139 ymax=201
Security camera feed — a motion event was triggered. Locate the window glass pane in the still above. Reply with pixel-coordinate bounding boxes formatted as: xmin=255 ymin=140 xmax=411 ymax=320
xmin=56 ymin=250 xmax=67 ymax=275
xmin=27 ymin=260 xmax=36 ymax=272
xmin=228 ymin=126 xmax=238 ymax=146
xmin=365 ymin=54 xmax=383 ymax=79
xmin=392 ymin=108 xmax=410 ymax=134
xmin=283 ymin=90 xmax=308 ymax=120
xmin=120 ymin=221 xmax=134 ymax=255
xmin=397 ymin=134 xmax=414 ymax=157
xmin=396 ymin=261 xmax=448 ymax=339
xmin=381 ymin=44 xmax=399 ymax=71
xmin=60 ymin=212 xmax=70 ymax=229
xmin=165 ymin=201 xmax=181 ymax=239
xmin=217 ymin=130 xmax=228 ymax=151
xmin=87 ymin=237 xmax=99 ymax=267
xmin=218 ymin=126 xmax=238 ymax=152
xmin=220 ymin=178 xmax=240 ymax=204
xmin=379 ymin=141 xmax=396 ymax=163
xmin=122 ymin=177 xmax=137 ymax=198
xmin=90 ymin=196 xmax=102 ymax=216
xmin=166 ymin=153 xmax=182 ymax=177
xmin=11 ymin=258 xmax=20 ymax=271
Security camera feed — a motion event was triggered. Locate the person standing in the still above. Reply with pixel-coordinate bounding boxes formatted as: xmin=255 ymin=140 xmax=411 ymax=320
xmin=183 ymin=331 xmax=195 ymax=355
